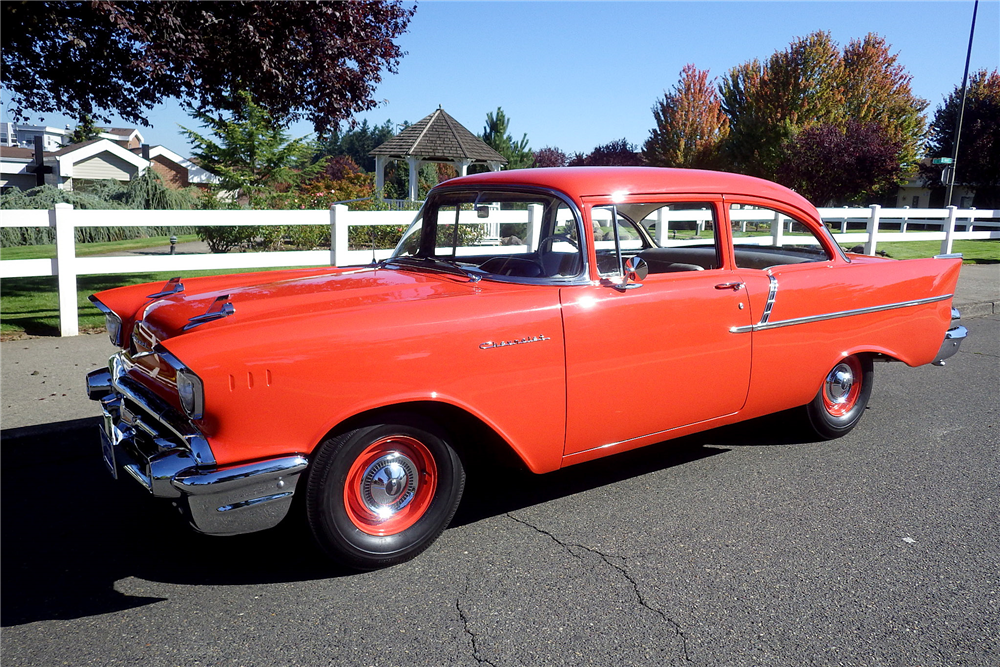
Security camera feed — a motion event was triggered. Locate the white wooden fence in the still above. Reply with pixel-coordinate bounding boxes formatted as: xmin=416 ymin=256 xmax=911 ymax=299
xmin=1 ymin=203 xmax=997 ymax=336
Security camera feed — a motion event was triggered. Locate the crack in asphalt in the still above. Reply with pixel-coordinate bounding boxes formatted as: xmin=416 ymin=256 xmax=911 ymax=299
xmin=506 ymin=513 xmax=692 ymax=663
xmin=456 ymin=576 xmax=497 ymax=667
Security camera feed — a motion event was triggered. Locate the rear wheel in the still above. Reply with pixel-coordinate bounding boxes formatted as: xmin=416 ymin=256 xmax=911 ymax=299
xmin=805 ymin=354 xmax=874 ymax=440
xmin=306 ymin=417 xmax=465 ymax=570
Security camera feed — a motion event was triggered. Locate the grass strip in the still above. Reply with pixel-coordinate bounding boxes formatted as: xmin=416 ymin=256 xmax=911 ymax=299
xmin=0 ymin=234 xmax=202 ymax=261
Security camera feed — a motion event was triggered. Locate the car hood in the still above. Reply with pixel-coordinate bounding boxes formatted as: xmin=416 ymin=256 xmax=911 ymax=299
xmin=137 ymin=267 xmax=470 ymax=344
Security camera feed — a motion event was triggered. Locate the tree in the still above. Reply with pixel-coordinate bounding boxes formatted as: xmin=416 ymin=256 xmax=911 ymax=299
xmin=2 ymin=1 xmax=415 ymax=134
xmin=180 ymin=91 xmax=327 ymax=208
xmin=532 ymin=147 xmax=568 ymax=168
xmin=719 ymin=31 xmax=844 ymax=178
xmin=925 ymin=69 xmax=1000 ymax=207
xmin=68 ymin=115 xmax=100 ymax=144
xmin=777 ymin=121 xmax=905 ymax=205
xmin=319 ymin=120 xmax=398 ymax=173
xmin=644 ymin=64 xmax=729 ymax=169
xmin=480 ymin=108 xmax=533 ymax=169
xmin=568 ymin=139 xmax=644 ymax=166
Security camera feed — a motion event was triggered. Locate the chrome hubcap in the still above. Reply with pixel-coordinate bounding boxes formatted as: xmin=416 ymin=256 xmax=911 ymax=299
xmin=360 ymin=453 xmax=419 ymax=519
xmin=825 ymin=363 xmax=855 ymax=404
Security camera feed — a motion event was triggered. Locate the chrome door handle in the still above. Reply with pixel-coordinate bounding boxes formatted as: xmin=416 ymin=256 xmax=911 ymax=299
xmin=715 ymin=281 xmax=744 ymax=291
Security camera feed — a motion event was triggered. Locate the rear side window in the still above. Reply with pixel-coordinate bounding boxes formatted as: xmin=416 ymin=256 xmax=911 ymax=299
xmin=729 ymin=204 xmax=831 ymax=270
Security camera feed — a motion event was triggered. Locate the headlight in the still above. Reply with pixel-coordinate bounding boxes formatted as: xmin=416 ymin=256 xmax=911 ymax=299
xmin=176 ymin=368 xmax=205 ymax=420
xmin=89 ymin=296 xmax=123 ymax=347
xmin=156 ymin=347 xmax=205 ymax=420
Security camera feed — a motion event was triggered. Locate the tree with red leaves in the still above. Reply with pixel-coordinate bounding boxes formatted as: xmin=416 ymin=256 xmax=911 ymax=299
xmin=643 ymin=64 xmax=729 ymax=169
xmin=569 ymin=139 xmax=644 ymax=167
xmin=2 ymin=1 xmax=415 ymax=135
xmin=777 ymin=120 xmax=905 ymax=205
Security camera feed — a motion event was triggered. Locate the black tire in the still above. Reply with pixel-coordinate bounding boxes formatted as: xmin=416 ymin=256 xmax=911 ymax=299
xmin=805 ymin=354 xmax=874 ymax=440
xmin=306 ymin=417 xmax=465 ymax=570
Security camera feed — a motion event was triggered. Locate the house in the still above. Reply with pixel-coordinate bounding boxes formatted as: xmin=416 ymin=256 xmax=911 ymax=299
xmin=894 ymin=158 xmax=975 ymax=209
xmin=0 ymin=123 xmax=219 ymax=192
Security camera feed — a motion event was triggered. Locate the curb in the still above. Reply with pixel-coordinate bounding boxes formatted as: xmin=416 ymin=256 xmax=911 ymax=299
xmin=955 ymin=301 xmax=997 ymax=319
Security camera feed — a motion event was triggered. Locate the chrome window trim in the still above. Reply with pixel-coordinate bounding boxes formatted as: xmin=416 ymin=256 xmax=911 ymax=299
xmin=396 ymin=184 xmax=593 ymax=286
xmin=730 ymin=294 xmax=953 ymax=334
xmin=759 ymin=274 xmax=778 ymax=324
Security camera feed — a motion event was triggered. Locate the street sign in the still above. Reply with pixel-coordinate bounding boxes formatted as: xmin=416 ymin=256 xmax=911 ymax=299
xmin=932 ymin=158 xmax=954 ymax=165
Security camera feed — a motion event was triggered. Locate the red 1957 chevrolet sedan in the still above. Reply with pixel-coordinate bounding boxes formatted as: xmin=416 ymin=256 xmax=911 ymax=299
xmin=86 ymin=167 xmax=966 ymax=569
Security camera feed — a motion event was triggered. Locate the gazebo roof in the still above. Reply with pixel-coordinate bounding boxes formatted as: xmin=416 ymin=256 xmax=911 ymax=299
xmin=369 ymin=107 xmax=507 ymax=164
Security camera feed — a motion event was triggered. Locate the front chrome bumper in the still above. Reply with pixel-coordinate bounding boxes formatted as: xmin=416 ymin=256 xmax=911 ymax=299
xmin=86 ymin=354 xmax=308 ymax=536
xmin=932 ymin=308 xmax=968 ymax=366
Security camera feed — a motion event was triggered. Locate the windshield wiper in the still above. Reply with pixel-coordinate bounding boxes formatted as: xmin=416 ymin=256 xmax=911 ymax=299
xmin=378 ymin=256 xmax=482 ymax=282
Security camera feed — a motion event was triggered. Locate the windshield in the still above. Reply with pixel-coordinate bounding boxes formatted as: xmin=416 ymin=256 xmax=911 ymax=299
xmin=390 ymin=189 xmax=585 ymax=282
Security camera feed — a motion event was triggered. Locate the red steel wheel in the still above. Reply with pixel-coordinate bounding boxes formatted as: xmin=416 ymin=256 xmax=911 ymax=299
xmin=343 ymin=435 xmax=438 ymax=536
xmin=820 ymin=356 xmax=863 ymax=417
xmin=805 ymin=354 xmax=874 ymax=440
xmin=306 ymin=418 xmax=464 ymax=570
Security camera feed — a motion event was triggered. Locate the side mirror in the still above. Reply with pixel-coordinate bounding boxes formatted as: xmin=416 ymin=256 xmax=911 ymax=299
xmin=476 ymin=206 xmax=490 ymax=219
xmin=624 ymin=256 xmax=648 ymax=283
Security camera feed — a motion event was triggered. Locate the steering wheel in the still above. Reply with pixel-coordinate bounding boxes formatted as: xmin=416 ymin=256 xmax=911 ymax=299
xmin=538 ymin=234 xmax=579 ymax=251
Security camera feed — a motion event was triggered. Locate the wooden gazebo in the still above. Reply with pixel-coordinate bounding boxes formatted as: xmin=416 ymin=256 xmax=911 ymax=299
xmin=369 ymin=107 xmax=507 ymax=201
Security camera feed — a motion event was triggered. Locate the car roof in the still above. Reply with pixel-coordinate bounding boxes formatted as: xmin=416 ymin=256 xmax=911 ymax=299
xmin=441 ymin=166 xmax=818 ymax=215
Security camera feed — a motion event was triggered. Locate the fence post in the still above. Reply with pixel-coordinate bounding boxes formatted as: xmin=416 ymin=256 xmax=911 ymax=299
xmin=54 ymin=203 xmax=79 ymax=336
xmin=841 ymin=206 xmax=849 ymax=233
xmin=526 ymin=204 xmax=543 ymax=249
xmin=901 ymin=205 xmax=909 ymax=233
xmin=330 ymin=204 xmax=349 ymax=267
xmin=770 ymin=210 xmax=783 ymax=247
xmin=941 ymin=206 xmax=958 ymax=255
xmin=864 ymin=204 xmax=881 ymax=255
xmin=654 ymin=208 xmax=667 ymax=245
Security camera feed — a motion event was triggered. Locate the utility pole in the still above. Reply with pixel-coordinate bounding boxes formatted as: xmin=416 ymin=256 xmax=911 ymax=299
xmin=945 ymin=0 xmax=979 ymax=207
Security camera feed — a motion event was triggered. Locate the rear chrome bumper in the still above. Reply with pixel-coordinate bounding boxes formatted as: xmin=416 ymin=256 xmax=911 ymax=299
xmin=933 ymin=308 xmax=967 ymax=366
xmin=86 ymin=354 xmax=308 ymax=536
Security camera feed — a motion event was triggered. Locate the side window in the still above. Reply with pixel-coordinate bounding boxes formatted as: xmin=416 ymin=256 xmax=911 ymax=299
xmin=602 ymin=202 xmax=720 ymax=276
xmin=729 ymin=203 xmax=832 ymax=270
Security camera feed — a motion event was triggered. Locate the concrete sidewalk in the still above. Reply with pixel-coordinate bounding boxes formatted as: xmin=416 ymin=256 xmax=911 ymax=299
xmin=2 ymin=263 xmax=997 ymax=437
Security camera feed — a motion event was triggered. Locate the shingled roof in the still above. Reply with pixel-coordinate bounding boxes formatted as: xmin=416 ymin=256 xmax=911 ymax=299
xmin=370 ymin=107 xmax=506 ymax=164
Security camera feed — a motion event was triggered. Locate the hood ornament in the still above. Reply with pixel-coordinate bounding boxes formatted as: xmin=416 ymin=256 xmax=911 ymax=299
xmin=147 ymin=276 xmax=185 ymax=299
xmin=183 ymin=295 xmax=235 ymax=331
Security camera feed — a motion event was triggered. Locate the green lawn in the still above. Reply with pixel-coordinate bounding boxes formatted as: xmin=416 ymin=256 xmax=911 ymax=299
xmin=845 ymin=239 xmax=999 ymax=263
xmin=0 ymin=267 xmax=302 ymax=338
xmin=0 ymin=234 xmax=201 ymax=260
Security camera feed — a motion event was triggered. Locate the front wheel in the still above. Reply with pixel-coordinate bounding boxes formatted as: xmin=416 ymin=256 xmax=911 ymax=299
xmin=804 ymin=354 xmax=874 ymax=440
xmin=306 ymin=418 xmax=465 ymax=570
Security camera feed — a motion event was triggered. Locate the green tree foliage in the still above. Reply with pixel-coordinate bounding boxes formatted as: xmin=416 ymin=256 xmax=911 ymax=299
xmin=925 ymin=70 xmax=1000 ymax=207
xmin=2 ymin=1 xmax=414 ymax=134
xmin=68 ymin=115 xmax=100 ymax=144
xmin=719 ymin=31 xmax=926 ymax=202
xmin=181 ymin=91 xmax=327 ymax=208
xmin=644 ymin=64 xmax=729 ymax=169
xmin=319 ymin=120 xmax=397 ymax=172
xmin=480 ymin=108 xmax=533 ymax=169
xmin=720 ymin=31 xmax=845 ymax=178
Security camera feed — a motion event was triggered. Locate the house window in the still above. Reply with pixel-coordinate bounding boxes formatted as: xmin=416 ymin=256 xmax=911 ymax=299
xmin=911 ymin=196 xmax=920 ymax=208
xmin=960 ymin=196 xmax=973 ymax=209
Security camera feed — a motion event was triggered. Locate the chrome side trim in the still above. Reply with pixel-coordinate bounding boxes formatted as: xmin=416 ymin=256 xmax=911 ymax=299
xmin=730 ymin=294 xmax=953 ymax=334
xmin=760 ymin=274 xmax=778 ymax=324
xmin=934 ymin=253 xmax=963 ymax=259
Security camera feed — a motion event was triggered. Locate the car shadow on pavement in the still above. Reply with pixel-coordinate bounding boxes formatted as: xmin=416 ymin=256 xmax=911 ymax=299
xmin=0 ymin=412 xmax=811 ymax=627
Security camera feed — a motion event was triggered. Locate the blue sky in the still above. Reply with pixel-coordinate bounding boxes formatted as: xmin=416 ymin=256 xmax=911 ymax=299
xmin=5 ymin=1 xmax=998 ymax=156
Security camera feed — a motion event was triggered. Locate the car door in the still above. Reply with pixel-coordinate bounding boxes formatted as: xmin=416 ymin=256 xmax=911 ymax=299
xmin=561 ymin=199 xmax=753 ymax=458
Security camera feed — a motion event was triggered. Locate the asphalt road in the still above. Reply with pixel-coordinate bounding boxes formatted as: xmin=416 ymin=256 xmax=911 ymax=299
xmin=2 ymin=315 xmax=997 ymax=667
